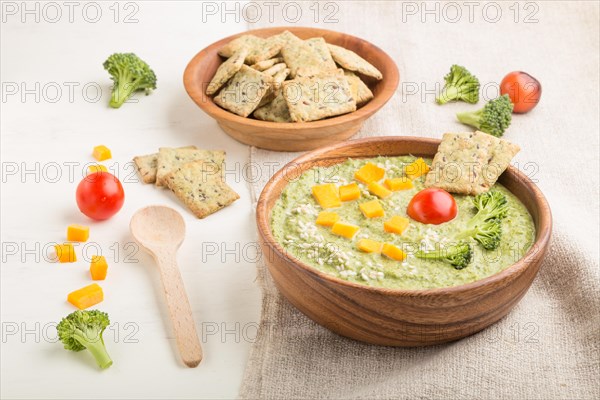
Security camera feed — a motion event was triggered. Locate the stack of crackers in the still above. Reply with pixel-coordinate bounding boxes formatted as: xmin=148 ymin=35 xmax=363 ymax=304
xmin=424 ymin=131 xmax=520 ymax=195
xmin=206 ymin=30 xmax=382 ymax=122
xmin=133 ymin=147 xmax=239 ymax=218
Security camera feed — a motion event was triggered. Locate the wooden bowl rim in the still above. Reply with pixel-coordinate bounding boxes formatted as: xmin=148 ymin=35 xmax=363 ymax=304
xmin=183 ymin=26 xmax=399 ymax=129
xmin=256 ymin=136 xmax=553 ymax=297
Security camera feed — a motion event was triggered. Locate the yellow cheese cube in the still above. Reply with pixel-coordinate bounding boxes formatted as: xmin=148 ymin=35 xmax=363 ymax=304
xmin=55 ymin=243 xmax=77 ymax=263
xmin=68 ymin=283 xmax=103 ymax=310
xmin=90 ymin=256 xmax=108 ymax=280
xmin=357 ymin=239 xmax=383 ymax=253
xmin=88 ymin=164 xmax=108 ymax=174
xmin=92 ymin=145 xmax=112 ymax=161
xmin=368 ymin=182 xmax=392 ymax=199
xmin=312 ymin=184 xmax=341 ymax=209
xmin=354 ymin=163 xmax=385 ymax=184
xmin=382 ymin=243 xmax=407 ymax=261
xmin=315 ymin=211 xmax=340 ymax=227
xmin=384 ymin=177 xmax=414 ymax=191
xmin=405 ymin=158 xmax=430 ymax=180
xmin=331 ymin=222 xmax=360 ymax=239
xmin=67 ymin=224 xmax=89 ymax=242
xmin=359 ymin=199 xmax=384 ymax=218
xmin=384 ymin=216 xmax=410 ymax=235
xmin=339 ymin=183 xmax=361 ymax=201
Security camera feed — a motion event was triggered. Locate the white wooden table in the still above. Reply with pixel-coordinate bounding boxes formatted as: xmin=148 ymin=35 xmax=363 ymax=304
xmin=1 ymin=2 xmax=261 ymax=398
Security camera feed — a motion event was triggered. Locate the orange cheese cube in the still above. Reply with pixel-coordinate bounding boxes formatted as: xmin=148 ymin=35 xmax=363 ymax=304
xmin=357 ymin=239 xmax=383 ymax=253
xmin=92 ymin=145 xmax=112 ymax=161
xmin=312 ymin=183 xmax=341 ymax=209
xmin=90 ymin=256 xmax=108 ymax=280
xmin=316 ymin=211 xmax=340 ymax=227
xmin=368 ymin=182 xmax=392 ymax=199
xmin=88 ymin=164 xmax=108 ymax=174
xmin=405 ymin=158 xmax=430 ymax=180
xmin=359 ymin=199 xmax=384 ymax=218
xmin=339 ymin=183 xmax=361 ymax=201
xmin=67 ymin=224 xmax=89 ymax=242
xmin=382 ymin=243 xmax=407 ymax=261
xmin=384 ymin=177 xmax=414 ymax=191
xmin=67 ymin=283 xmax=103 ymax=310
xmin=54 ymin=243 xmax=77 ymax=263
xmin=331 ymin=222 xmax=360 ymax=239
xmin=354 ymin=163 xmax=385 ymax=184
xmin=384 ymin=216 xmax=410 ymax=235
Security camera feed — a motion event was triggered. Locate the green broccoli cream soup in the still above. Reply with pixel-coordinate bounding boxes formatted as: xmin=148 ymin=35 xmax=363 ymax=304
xmin=270 ymin=156 xmax=536 ymax=290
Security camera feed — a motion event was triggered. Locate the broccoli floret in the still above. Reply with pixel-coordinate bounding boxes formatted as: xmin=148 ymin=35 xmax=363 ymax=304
xmin=415 ymin=241 xmax=473 ymax=270
xmin=57 ymin=310 xmax=112 ymax=369
xmin=461 ymin=218 xmax=503 ymax=250
xmin=456 ymin=191 xmax=509 ymax=250
xmin=471 ymin=190 xmax=509 ymax=223
xmin=103 ymin=53 xmax=157 ymax=109
xmin=456 ymin=94 xmax=514 ymax=137
xmin=436 ymin=65 xmax=480 ymax=105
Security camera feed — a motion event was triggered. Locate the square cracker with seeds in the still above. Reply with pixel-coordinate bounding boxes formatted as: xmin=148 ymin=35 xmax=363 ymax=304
xmin=213 ymin=65 xmax=273 ymax=117
xmin=282 ymin=70 xmax=356 ymax=122
xmin=281 ymin=35 xmax=332 ymax=78
xmin=268 ymin=30 xmax=299 ymax=47
xmin=164 ymin=160 xmax=240 ymax=219
xmin=262 ymin=63 xmax=287 ymax=76
xmin=258 ymin=67 xmax=290 ymax=108
xmin=424 ymin=131 xmax=520 ymax=195
xmin=206 ymin=48 xmax=248 ymax=96
xmin=327 ymin=43 xmax=383 ymax=80
xmin=155 ymin=147 xmax=226 ymax=187
xmin=218 ymin=34 xmax=281 ymax=65
xmin=305 ymin=37 xmax=337 ymax=69
xmin=344 ymin=70 xmax=374 ymax=105
xmin=250 ymin=57 xmax=283 ymax=71
xmin=133 ymin=146 xmax=196 ymax=184
xmin=254 ymin=93 xmax=291 ymax=122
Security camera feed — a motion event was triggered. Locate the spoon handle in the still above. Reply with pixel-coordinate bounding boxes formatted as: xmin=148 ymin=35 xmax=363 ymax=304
xmin=155 ymin=251 xmax=203 ymax=368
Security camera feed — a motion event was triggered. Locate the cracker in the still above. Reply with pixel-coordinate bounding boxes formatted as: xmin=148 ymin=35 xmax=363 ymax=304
xmin=327 ymin=44 xmax=383 ymax=80
xmin=218 ymin=34 xmax=281 ymax=65
xmin=268 ymin=30 xmax=299 ymax=46
xmin=254 ymin=93 xmax=292 ymax=122
xmin=282 ymin=70 xmax=356 ymax=122
xmin=133 ymin=146 xmax=196 ymax=184
xmin=257 ymin=67 xmax=290 ymax=108
xmin=164 ymin=160 xmax=240 ymax=219
xmin=344 ymin=70 xmax=374 ymax=105
xmin=218 ymin=34 xmax=258 ymax=58
xmin=206 ymin=48 xmax=248 ymax=96
xmin=305 ymin=37 xmax=336 ymax=69
xmin=155 ymin=147 xmax=225 ymax=187
xmin=262 ymin=63 xmax=287 ymax=76
xmin=213 ymin=65 xmax=274 ymax=117
xmin=272 ymin=67 xmax=290 ymax=93
xmin=483 ymin=136 xmax=520 ymax=188
xmin=424 ymin=131 xmax=520 ymax=195
xmin=250 ymin=57 xmax=284 ymax=71
xmin=281 ymin=35 xmax=329 ymax=78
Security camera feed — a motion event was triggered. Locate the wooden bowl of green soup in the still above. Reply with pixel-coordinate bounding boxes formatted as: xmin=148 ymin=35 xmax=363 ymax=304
xmin=256 ymin=136 xmax=552 ymax=346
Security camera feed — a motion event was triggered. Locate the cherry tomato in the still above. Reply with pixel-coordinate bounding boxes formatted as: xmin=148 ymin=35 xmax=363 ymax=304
xmin=76 ymin=172 xmax=124 ymax=220
xmin=500 ymin=71 xmax=542 ymax=114
xmin=407 ymin=188 xmax=457 ymax=225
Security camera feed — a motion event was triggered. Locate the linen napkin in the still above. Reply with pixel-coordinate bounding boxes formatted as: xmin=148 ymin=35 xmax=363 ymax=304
xmin=240 ymin=2 xmax=599 ymax=398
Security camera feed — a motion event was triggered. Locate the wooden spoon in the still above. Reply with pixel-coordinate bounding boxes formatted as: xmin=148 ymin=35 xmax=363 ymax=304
xmin=130 ymin=205 xmax=202 ymax=367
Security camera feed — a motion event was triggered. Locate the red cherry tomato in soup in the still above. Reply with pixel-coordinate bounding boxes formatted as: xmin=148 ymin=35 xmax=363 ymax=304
xmin=76 ymin=172 xmax=124 ymax=220
xmin=407 ymin=188 xmax=457 ymax=225
xmin=499 ymin=71 xmax=542 ymax=114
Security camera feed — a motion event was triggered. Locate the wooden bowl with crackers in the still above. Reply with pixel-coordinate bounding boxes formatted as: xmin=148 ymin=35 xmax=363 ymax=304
xmin=184 ymin=27 xmax=399 ymax=152
xmin=256 ymin=136 xmax=552 ymax=346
